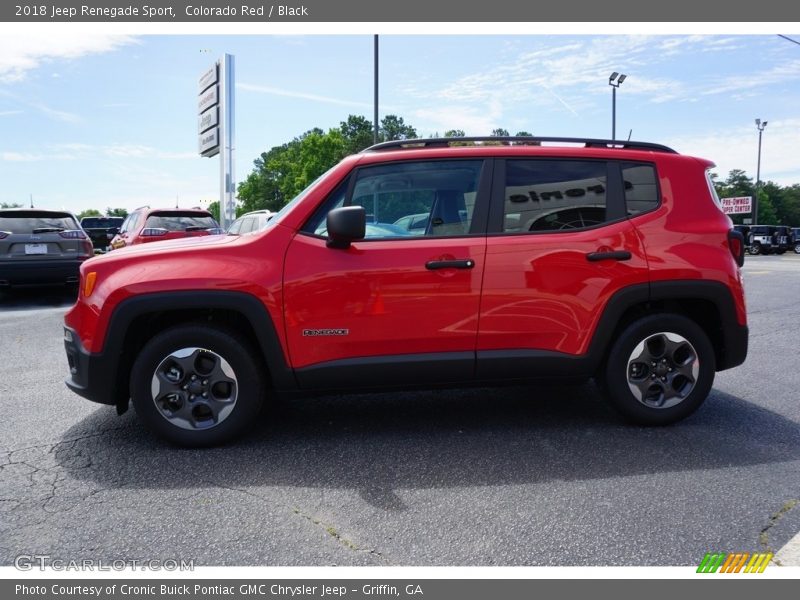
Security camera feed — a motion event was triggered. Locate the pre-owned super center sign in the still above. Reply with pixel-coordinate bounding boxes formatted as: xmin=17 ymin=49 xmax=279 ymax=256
xmin=721 ymin=196 xmax=752 ymax=214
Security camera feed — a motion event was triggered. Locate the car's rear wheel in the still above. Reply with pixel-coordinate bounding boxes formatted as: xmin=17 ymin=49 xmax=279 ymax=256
xmin=130 ymin=324 xmax=264 ymax=446
xmin=795 ymin=242 xmax=800 ymax=254
xmin=750 ymin=242 xmax=761 ymax=255
xmin=600 ymin=314 xmax=715 ymax=425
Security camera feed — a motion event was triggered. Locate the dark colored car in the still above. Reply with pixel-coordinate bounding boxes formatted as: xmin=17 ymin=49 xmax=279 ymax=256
xmin=64 ymin=136 xmax=748 ymax=446
xmin=110 ymin=207 xmax=223 ymax=249
xmin=0 ymin=209 xmax=94 ymax=287
xmin=80 ymin=216 xmax=125 ymax=253
xmin=791 ymin=228 xmax=800 ymax=254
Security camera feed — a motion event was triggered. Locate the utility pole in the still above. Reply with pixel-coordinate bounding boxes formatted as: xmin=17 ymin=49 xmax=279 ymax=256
xmin=373 ymin=35 xmax=379 ymax=145
xmin=608 ymin=72 xmax=627 ymax=141
xmin=754 ymin=119 xmax=767 ymax=225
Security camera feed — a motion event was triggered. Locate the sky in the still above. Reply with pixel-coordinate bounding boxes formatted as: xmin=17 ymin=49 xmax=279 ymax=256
xmin=1 ymin=33 xmax=799 ymax=214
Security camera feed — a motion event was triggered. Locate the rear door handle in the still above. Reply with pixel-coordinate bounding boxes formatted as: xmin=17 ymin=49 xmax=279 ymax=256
xmin=426 ymin=259 xmax=475 ymax=270
xmin=586 ymin=251 xmax=632 ymax=262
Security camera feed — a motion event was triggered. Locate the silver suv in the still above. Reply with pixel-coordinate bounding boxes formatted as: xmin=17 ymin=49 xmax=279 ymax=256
xmin=0 ymin=209 xmax=94 ymax=287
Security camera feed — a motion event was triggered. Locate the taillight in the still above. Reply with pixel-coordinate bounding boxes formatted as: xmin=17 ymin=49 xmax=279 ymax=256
xmin=141 ymin=228 xmax=168 ymax=237
xmin=728 ymin=229 xmax=745 ymax=267
xmin=0 ymin=231 xmax=10 ymax=239
xmin=59 ymin=230 xmax=87 ymax=239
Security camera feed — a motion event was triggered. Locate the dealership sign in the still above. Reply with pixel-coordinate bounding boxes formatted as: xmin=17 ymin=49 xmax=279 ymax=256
xmin=721 ymin=196 xmax=752 ymax=215
xmin=198 ymin=63 xmax=219 ymax=157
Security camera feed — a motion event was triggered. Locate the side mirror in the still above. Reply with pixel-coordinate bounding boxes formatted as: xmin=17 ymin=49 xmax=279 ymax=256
xmin=326 ymin=206 xmax=366 ymax=249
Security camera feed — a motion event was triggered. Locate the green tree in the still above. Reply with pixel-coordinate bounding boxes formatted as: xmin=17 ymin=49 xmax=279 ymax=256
xmin=77 ymin=208 xmax=102 ymax=220
xmin=515 ymin=130 xmax=533 ymax=137
xmin=208 ymin=201 xmax=220 ymax=222
xmin=491 ymin=128 xmax=510 ymax=137
xmin=1 ymin=202 xmax=23 ymax=209
xmin=380 ymin=115 xmax=417 ymax=141
xmin=756 ymin=189 xmax=779 ymax=224
xmin=340 ymin=115 xmax=374 ymax=154
xmin=106 ymin=207 xmax=128 ymax=217
xmin=444 ymin=129 xmax=466 ymax=137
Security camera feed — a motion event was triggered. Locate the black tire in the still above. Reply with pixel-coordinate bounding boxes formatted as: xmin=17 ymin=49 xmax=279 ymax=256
xmin=795 ymin=243 xmax=800 ymax=255
xmin=750 ymin=243 xmax=761 ymax=255
xmin=777 ymin=249 xmax=786 ymax=255
xmin=599 ymin=314 xmax=715 ymax=425
xmin=130 ymin=324 xmax=264 ymax=447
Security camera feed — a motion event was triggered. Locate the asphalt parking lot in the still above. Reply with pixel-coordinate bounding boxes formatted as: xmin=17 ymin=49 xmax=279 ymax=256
xmin=1 ymin=255 xmax=799 ymax=566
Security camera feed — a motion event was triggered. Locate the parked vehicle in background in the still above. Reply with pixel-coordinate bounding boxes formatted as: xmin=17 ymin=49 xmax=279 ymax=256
xmin=747 ymin=225 xmax=774 ymax=255
xmin=64 ymin=136 xmax=748 ymax=446
xmin=109 ymin=207 xmax=223 ymax=249
xmin=0 ymin=209 xmax=93 ymax=287
xmin=772 ymin=226 xmax=791 ymax=255
xmin=80 ymin=216 xmax=125 ymax=253
xmin=227 ymin=210 xmax=273 ymax=236
xmin=791 ymin=228 xmax=800 ymax=254
xmin=733 ymin=225 xmax=750 ymax=254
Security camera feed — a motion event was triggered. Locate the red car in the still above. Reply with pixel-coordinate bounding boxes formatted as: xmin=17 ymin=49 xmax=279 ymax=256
xmin=64 ymin=137 xmax=748 ymax=446
xmin=109 ymin=207 xmax=222 ymax=249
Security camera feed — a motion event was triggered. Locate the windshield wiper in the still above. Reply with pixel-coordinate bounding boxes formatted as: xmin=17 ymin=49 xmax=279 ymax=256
xmin=32 ymin=227 xmax=65 ymax=234
xmin=184 ymin=226 xmax=208 ymax=232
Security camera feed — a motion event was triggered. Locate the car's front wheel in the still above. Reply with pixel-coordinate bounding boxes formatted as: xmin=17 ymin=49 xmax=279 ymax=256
xmin=130 ymin=324 xmax=264 ymax=446
xmin=600 ymin=314 xmax=715 ymax=425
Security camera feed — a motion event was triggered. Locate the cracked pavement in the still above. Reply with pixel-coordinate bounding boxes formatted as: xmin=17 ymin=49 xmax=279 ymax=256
xmin=0 ymin=256 xmax=799 ymax=566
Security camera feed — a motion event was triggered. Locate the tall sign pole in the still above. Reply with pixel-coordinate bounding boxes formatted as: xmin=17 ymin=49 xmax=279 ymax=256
xmin=198 ymin=54 xmax=235 ymax=230
xmin=220 ymin=54 xmax=235 ymax=229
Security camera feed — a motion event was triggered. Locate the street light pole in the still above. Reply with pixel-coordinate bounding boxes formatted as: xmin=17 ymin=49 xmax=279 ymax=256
xmin=754 ymin=118 xmax=767 ymax=225
xmin=374 ymin=35 xmax=379 ymax=145
xmin=608 ymin=72 xmax=626 ymax=140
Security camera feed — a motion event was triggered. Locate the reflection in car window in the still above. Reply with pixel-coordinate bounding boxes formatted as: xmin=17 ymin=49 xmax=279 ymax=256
xmin=307 ymin=160 xmax=484 ymax=240
xmin=622 ymin=163 xmax=659 ymax=215
xmin=503 ymin=160 xmax=609 ymax=233
xmin=144 ymin=213 xmax=218 ymax=231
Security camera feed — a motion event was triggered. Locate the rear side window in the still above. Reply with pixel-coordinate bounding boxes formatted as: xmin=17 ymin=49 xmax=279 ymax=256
xmin=144 ymin=213 xmax=218 ymax=231
xmin=503 ymin=160 xmax=609 ymax=233
xmin=622 ymin=163 xmax=660 ymax=215
xmin=0 ymin=211 xmax=78 ymax=233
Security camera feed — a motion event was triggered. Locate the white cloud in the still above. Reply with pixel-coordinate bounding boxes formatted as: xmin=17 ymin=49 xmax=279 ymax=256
xmin=1 ymin=143 xmax=196 ymax=162
xmin=0 ymin=110 xmax=22 ymax=117
xmin=237 ymin=82 xmax=372 ymax=109
xmin=31 ymin=102 xmax=81 ymax=123
xmin=666 ymin=118 xmax=800 ymax=185
xmin=1 ymin=151 xmax=42 ymax=162
xmin=0 ymin=34 xmax=137 ymax=83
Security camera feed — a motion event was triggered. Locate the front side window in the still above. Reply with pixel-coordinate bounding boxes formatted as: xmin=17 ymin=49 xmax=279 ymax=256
xmin=503 ymin=160 xmax=610 ymax=233
xmin=304 ymin=160 xmax=484 ymax=240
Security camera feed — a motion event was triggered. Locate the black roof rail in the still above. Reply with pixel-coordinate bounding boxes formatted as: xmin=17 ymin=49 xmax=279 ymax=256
xmin=363 ymin=136 xmax=677 ymax=154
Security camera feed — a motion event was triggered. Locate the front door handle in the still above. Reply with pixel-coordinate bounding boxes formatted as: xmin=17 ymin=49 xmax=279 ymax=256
xmin=426 ymin=259 xmax=475 ymax=270
xmin=586 ymin=251 xmax=632 ymax=262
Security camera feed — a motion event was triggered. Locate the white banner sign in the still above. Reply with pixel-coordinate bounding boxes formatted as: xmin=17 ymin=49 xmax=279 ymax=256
xmin=721 ymin=196 xmax=752 ymax=214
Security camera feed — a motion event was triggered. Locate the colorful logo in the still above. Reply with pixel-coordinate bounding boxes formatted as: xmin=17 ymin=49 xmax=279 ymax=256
xmin=697 ymin=552 xmax=773 ymax=573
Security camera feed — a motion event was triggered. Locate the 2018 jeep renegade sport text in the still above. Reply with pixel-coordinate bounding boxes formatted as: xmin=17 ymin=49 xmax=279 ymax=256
xmin=63 ymin=137 xmax=748 ymax=446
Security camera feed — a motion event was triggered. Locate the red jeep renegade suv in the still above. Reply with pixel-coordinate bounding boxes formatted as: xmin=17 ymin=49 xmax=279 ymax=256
xmin=63 ymin=137 xmax=748 ymax=446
